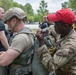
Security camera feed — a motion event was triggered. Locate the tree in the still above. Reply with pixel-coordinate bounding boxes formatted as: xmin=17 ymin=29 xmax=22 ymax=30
xmin=0 ymin=1 xmax=2 ymax=6
xmin=61 ymin=0 xmax=76 ymax=12
xmin=34 ymin=14 xmax=41 ymax=22
xmin=12 ymin=1 xmax=20 ymax=7
xmin=37 ymin=0 xmax=49 ymax=22
xmin=68 ymin=0 xmax=76 ymax=12
xmin=22 ymin=3 xmax=34 ymax=23
xmin=0 ymin=0 xmax=13 ymax=11
xmin=62 ymin=2 xmax=69 ymax=8
xmin=24 ymin=3 xmax=34 ymax=16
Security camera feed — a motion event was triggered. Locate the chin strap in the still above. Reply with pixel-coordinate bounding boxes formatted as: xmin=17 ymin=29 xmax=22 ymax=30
xmin=12 ymin=20 xmax=21 ymax=32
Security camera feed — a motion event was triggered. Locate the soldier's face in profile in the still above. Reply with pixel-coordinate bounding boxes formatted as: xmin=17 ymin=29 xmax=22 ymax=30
xmin=54 ymin=21 xmax=65 ymax=34
xmin=0 ymin=7 xmax=4 ymax=19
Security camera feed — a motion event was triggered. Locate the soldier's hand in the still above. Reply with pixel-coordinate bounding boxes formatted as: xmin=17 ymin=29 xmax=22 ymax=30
xmin=36 ymin=28 xmax=45 ymax=46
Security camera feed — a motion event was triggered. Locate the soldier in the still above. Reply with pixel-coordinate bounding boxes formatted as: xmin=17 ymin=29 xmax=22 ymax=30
xmin=0 ymin=6 xmax=9 ymax=75
xmin=0 ymin=7 xmax=50 ymax=75
xmin=36 ymin=8 xmax=76 ymax=75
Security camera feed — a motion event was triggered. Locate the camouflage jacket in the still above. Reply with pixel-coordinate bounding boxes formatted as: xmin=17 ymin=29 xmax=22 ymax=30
xmin=36 ymin=29 xmax=76 ymax=75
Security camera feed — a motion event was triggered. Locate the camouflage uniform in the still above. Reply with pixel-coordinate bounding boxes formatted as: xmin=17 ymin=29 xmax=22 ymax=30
xmin=48 ymin=25 xmax=60 ymax=56
xmin=36 ymin=29 xmax=76 ymax=75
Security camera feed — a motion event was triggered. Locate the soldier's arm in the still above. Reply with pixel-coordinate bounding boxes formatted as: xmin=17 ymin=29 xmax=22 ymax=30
xmin=0 ymin=31 xmax=9 ymax=49
xmin=36 ymin=28 xmax=76 ymax=71
xmin=0 ymin=34 xmax=29 ymax=66
xmin=36 ymin=41 xmax=76 ymax=71
xmin=36 ymin=45 xmax=57 ymax=71
xmin=53 ymin=41 xmax=76 ymax=68
xmin=0 ymin=49 xmax=20 ymax=66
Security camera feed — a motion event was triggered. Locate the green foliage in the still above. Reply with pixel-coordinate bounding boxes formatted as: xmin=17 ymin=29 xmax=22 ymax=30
xmin=0 ymin=0 xmax=13 ymax=11
xmin=0 ymin=1 xmax=2 ymax=6
xmin=0 ymin=0 xmax=20 ymax=11
xmin=34 ymin=14 xmax=40 ymax=22
xmin=62 ymin=2 xmax=69 ymax=8
xmin=28 ymin=16 xmax=34 ymax=23
xmin=12 ymin=2 xmax=20 ymax=7
xmin=62 ymin=0 xmax=76 ymax=13
xmin=69 ymin=0 xmax=76 ymax=12
xmin=37 ymin=0 xmax=49 ymax=22
xmin=24 ymin=3 xmax=34 ymax=16
xmin=23 ymin=3 xmax=34 ymax=22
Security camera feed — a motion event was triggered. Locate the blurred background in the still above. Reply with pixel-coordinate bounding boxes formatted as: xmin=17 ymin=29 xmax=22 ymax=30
xmin=1 ymin=0 xmax=76 ymax=31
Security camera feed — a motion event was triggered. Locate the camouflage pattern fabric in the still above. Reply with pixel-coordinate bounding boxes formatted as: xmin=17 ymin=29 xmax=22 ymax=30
xmin=36 ymin=29 xmax=76 ymax=75
xmin=44 ymin=35 xmax=57 ymax=56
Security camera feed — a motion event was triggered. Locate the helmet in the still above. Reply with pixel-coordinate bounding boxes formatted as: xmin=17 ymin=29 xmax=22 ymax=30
xmin=2 ymin=7 xmax=27 ymax=22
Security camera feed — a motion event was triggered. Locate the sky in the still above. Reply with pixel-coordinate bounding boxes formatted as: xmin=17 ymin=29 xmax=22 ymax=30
xmin=13 ymin=0 xmax=68 ymax=13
